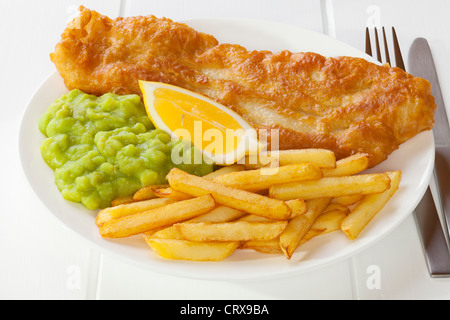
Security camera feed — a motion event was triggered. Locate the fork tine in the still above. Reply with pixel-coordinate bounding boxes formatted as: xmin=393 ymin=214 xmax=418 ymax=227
xmin=365 ymin=27 xmax=372 ymax=56
xmin=392 ymin=27 xmax=405 ymax=71
xmin=382 ymin=27 xmax=391 ymax=66
xmin=365 ymin=27 xmax=405 ymax=71
xmin=374 ymin=28 xmax=382 ymax=63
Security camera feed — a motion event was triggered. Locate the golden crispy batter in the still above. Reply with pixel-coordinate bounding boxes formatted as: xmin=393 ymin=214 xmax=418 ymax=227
xmin=51 ymin=6 xmax=436 ymax=167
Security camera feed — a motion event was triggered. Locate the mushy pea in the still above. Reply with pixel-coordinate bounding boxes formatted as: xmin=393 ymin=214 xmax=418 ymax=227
xmin=39 ymin=89 xmax=213 ymax=210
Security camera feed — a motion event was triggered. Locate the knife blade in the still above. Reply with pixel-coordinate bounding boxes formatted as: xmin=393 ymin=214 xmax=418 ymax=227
xmin=408 ymin=37 xmax=450 ymax=277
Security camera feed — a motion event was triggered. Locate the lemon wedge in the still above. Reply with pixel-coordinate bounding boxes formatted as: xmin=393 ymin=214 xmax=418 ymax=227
xmin=139 ymin=80 xmax=263 ymax=165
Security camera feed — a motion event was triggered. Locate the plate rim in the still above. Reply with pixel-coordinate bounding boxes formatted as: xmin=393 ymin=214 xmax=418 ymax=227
xmin=18 ymin=18 xmax=435 ymax=280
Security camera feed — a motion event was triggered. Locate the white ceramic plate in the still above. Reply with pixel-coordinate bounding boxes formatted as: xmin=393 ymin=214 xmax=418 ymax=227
xmin=19 ymin=18 xmax=434 ymax=280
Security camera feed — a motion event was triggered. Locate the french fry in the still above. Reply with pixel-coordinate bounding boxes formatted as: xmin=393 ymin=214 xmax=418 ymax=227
xmin=241 ymin=153 xmax=279 ymax=170
xmin=152 ymin=187 xmax=193 ymax=201
xmin=269 ymin=173 xmax=391 ymax=201
xmin=299 ymin=207 xmax=349 ymax=245
xmin=99 ymin=194 xmax=216 ymax=238
xmin=275 ymin=149 xmax=336 ymax=168
xmin=95 ymin=147 xmax=403 ymax=262
xmin=132 ymin=184 xmax=169 ymax=201
xmin=331 ymin=194 xmax=364 ymax=206
xmin=212 ymin=162 xmax=322 ymax=192
xmin=145 ymin=205 xmax=247 ymax=260
xmin=146 ymin=224 xmax=183 ymax=240
xmin=189 ymin=205 xmax=246 ymax=223
xmin=341 ymin=171 xmax=401 ymax=240
xmin=279 ymin=198 xmax=331 ymax=259
xmin=174 ymin=221 xmax=288 ymax=242
xmin=322 ymin=153 xmax=369 ymax=177
xmin=286 ymin=199 xmax=308 ymax=218
xmin=240 ymin=238 xmax=283 ymax=254
xmin=167 ymin=168 xmax=292 ymax=220
xmin=145 ymin=237 xmax=239 ymax=261
xmin=243 ymin=149 xmax=336 ymax=169
xmin=111 ymin=196 xmax=134 ymax=207
xmin=237 ymin=214 xmax=276 ymax=222
xmin=150 ymin=164 xmax=246 ymax=201
xmin=149 ymin=206 xmax=246 ymax=240
xmin=202 ymin=164 xmax=247 ymax=179
xmin=96 ymin=197 xmax=175 ymax=227
xmin=322 ymin=202 xmax=350 ymax=215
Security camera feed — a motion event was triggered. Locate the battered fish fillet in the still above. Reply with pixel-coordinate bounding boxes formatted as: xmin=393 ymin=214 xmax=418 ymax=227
xmin=50 ymin=6 xmax=436 ymax=167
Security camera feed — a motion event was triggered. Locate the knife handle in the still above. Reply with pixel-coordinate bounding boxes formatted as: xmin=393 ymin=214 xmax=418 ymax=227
xmin=434 ymin=146 xmax=450 ymax=242
xmin=414 ymin=187 xmax=450 ymax=277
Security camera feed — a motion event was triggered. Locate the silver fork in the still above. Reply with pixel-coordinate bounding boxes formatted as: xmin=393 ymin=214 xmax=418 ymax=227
xmin=365 ymin=27 xmax=450 ymax=277
xmin=365 ymin=26 xmax=404 ymax=70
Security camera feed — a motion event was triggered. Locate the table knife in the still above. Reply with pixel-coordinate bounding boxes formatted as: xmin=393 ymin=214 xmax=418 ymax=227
xmin=408 ymin=37 xmax=450 ymax=277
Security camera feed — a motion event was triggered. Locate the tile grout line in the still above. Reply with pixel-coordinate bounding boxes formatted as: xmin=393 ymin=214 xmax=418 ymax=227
xmin=120 ymin=0 xmax=129 ymax=17
xmin=94 ymin=255 xmax=105 ymax=300
xmin=86 ymin=0 xmax=126 ymax=301
xmin=320 ymin=0 xmax=336 ymax=38
xmin=348 ymin=256 xmax=361 ymax=299
xmin=320 ymin=0 xmax=361 ymax=299
xmin=85 ymin=248 xmax=102 ymax=300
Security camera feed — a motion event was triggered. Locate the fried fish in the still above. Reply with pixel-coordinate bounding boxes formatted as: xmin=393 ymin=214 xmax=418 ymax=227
xmin=50 ymin=6 xmax=436 ymax=167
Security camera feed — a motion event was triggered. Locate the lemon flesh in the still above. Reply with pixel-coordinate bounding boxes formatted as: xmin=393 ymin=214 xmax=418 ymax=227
xmin=140 ymin=81 xmax=262 ymax=165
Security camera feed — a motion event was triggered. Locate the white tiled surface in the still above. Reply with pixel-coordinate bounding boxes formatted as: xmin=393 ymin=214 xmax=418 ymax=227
xmin=3 ymin=0 xmax=450 ymax=299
